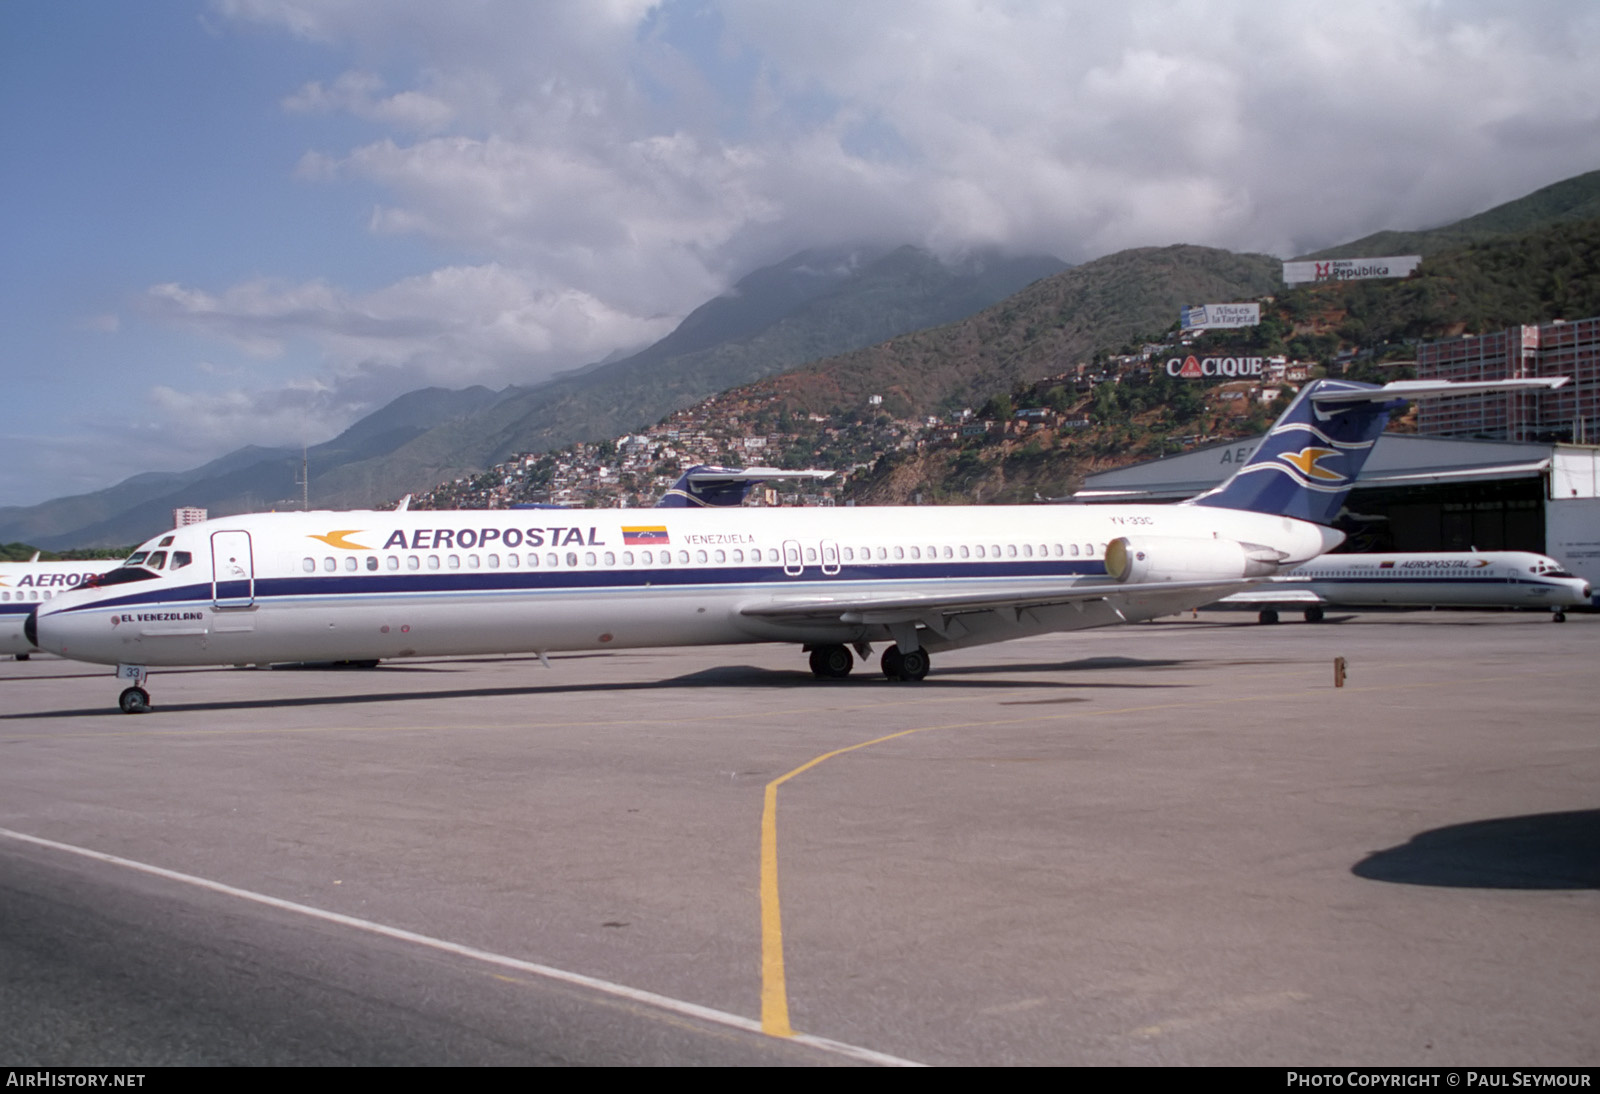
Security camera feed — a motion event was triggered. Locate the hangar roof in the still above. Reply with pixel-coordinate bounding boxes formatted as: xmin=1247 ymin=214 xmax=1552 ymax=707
xmin=1074 ymin=434 xmax=1559 ymax=502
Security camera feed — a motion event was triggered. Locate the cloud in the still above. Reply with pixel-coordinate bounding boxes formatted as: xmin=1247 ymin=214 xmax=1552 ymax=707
xmin=116 ymin=0 xmax=1600 ymax=487
xmin=283 ymin=70 xmax=454 ymax=132
xmin=139 ymin=263 xmax=680 ymax=448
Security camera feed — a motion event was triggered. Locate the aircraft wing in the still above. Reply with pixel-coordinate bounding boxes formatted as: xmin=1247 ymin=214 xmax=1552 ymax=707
xmin=739 ymin=577 xmax=1259 ymax=625
xmin=1214 ymin=587 xmax=1325 ymax=606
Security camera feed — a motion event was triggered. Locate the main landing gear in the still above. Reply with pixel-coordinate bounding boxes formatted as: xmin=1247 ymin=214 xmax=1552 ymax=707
xmin=808 ymin=644 xmax=855 ymax=679
xmin=116 ymin=664 xmax=151 ymax=714
xmin=879 ymin=644 xmax=929 ymax=682
xmin=1258 ymin=609 xmax=1280 ymax=625
xmin=806 ymin=641 xmax=930 ymax=682
xmin=1552 ymin=610 xmax=1568 ymax=623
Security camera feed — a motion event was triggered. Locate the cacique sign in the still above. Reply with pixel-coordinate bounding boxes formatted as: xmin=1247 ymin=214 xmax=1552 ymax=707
xmin=1165 ymin=355 xmax=1265 ymax=378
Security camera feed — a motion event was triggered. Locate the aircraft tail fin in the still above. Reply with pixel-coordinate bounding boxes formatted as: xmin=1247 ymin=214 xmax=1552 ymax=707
xmin=656 ymin=465 xmax=834 ymax=508
xmin=1190 ymin=377 xmax=1566 ymax=525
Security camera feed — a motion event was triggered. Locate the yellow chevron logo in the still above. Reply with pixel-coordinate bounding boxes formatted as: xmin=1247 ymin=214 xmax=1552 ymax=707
xmin=1278 ymin=446 xmax=1344 ymax=482
xmin=308 ymin=530 xmax=371 ymax=550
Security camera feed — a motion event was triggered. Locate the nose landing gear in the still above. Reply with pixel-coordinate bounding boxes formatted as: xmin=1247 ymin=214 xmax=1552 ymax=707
xmin=115 ymin=664 xmax=151 ymax=714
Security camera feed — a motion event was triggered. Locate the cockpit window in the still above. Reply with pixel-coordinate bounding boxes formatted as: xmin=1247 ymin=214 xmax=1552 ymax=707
xmin=125 ymin=552 xmax=149 ymax=566
xmin=171 ymin=551 xmax=192 ymax=570
xmin=145 ymin=551 xmax=168 ymax=570
xmin=158 ymin=536 xmax=175 ymax=547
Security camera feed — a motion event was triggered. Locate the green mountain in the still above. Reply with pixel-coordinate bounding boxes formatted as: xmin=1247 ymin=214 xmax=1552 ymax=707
xmin=1301 ymin=169 xmax=1600 ymax=259
xmin=742 ymin=244 xmax=1282 ymax=419
xmin=313 ymin=245 xmax=1067 ymax=507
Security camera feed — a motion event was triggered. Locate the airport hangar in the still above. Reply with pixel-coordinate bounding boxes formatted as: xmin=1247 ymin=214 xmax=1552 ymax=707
xmin=1070 ymin=433 xmax=1600 ymax=606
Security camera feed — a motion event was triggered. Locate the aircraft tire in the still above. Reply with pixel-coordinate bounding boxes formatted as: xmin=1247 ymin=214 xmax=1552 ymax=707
xmin=1259 ymin=609 xmax=1280 ymax=625
xmin=1553 ymin=611 xmax=1567 ymax=623
xmin=1304 ymin=606 xmax=1325 ymax=623
xmin=15 ymin=653 xmax=29 ymax=661
xmin=119 ymin=686 xmax=151 ymax=715
xmin=808 ymin=644 xmax=854 ymax=679
xmin=881 ymin=644 xmax=928 ymax=682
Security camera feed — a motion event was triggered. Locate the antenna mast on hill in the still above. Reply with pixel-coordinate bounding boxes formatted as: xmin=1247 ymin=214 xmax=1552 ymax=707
xmin=294 ymin=446 xmax=309 ymax=511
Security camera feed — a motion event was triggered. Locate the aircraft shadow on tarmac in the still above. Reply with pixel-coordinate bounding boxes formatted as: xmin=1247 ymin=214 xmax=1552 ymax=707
xmin=2 ymin=656 xmax=1204 ymax=720
xmin=1353 ymin=809 xmax=1600 ymax=890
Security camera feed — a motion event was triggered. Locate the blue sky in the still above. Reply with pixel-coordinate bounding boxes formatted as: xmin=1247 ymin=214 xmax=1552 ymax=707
xmin=4 ymin=0 xmax=1600 ymax=508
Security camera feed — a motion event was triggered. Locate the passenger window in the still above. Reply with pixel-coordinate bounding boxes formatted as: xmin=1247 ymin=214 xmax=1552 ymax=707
xmin=448 ymin=555 xmax=461 ymax=569
xmin=909 ymin=546 xmax=920 ymax=560
xmin=387 ymin=556 xmax=400 ymax=571
xmin=960 ymin=545 xmax=970 ymax=558
xmin=365 ymin=556 xmax=378 ymax=571
xmin=696 ymin=550 xmax=708 ymax=563
xmin=1007 ymin=545 xmax=1018 ymax=558
xmin=302 ymin=558 xmax=315 ymax=572
xmin=1071 ymin=544 xmax=1080 ymax=557
xmin=604 ymin=551 xmax=616 ymax=566
xmin=407 ymin=555 xmax=420 ymax=570
xmin=584 ymin=552 xmax=596 ymax=566
xmin=678 ymin=550 xmax=689 ymax=564
xmin=427 ymin=555 xmax=440 ymax=570
xmin=323 ymin=557 xmax=336 ymax=572
xmin=623 ymin=551 xmax=634 ymax=565
xmin=714 ymin=549 xmax=725 ymax=563
xmin=893 ymin=546 xmax=904 ymax=560
xmin=975 ymin=545 xmax=986 ymax=559
xmin=467 ymin=554 xmax=480 ymax=569
xmin=487 ymin=553 xmax=499 ymax=568
xmin=642 ymin=550 xmax=654 ymax=564
xmin=567 ymin=552 xmax=579 ymax=567
xmin=1023 ymin=545 xmax=1033 ymax=558
xmin=731 ymin=549 xmax=742 ymax=563
xmin=505 ymin=553 xmax=518 ymax=568
xmin=344 ymin=557 xmax=358 ymax=572
xmin=547 ymin=553 xmax=559 ymax=568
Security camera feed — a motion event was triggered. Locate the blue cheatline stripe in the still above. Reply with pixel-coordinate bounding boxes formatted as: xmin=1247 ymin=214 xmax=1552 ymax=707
xmin=49 ymin=560 xmax=1112 ymax=615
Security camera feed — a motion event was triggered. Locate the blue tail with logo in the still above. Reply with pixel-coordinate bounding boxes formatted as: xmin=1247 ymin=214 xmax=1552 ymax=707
xmin=1190 ymin=379 xmax=1404 ymax=525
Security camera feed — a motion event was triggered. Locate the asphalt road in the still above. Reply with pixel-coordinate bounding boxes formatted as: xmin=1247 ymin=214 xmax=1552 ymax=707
xmin=1 ymin=610 xmax=1595 ymax=1066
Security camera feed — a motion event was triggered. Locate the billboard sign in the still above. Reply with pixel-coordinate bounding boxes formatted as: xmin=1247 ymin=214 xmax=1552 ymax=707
xmin=1180 ymin=303 xmax=1260 ymax=330
xmin=1165 ymin=355 xmax=1266 ymax=379
xmin=1283 ymin=255 xmax=1422 ymax=285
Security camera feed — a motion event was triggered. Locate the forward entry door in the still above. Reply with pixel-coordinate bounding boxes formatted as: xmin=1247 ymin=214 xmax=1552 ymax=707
xmin=211 ymin=530 xmax=255 ymax=608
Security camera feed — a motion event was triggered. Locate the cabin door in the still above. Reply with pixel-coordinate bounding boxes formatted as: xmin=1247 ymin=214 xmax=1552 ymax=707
xmin=211 ymin=530 xmax=255 ymax=608
xmin=782 ymin=540 xmax=803 ymax=577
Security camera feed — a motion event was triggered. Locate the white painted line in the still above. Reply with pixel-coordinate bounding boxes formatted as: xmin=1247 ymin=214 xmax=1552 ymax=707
xmin=0 ymin=826 xmax=922 ymax=1068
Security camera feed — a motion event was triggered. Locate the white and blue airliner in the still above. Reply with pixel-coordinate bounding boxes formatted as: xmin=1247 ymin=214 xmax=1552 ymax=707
xmin=27 ymin=377 xmax=1565 ymax=713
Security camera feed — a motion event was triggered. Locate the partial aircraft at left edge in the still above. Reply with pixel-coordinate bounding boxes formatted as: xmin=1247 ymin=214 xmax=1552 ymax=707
xmin=1 ymin=556 xmax=122 ymax=657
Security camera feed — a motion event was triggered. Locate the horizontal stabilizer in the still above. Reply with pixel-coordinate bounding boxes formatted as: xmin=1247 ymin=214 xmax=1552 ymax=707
xmin=1310 ymin=377 xmax=1568 ymax=406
